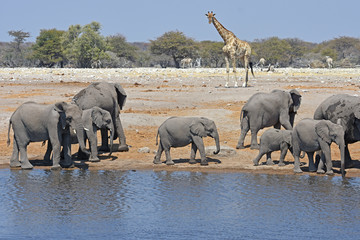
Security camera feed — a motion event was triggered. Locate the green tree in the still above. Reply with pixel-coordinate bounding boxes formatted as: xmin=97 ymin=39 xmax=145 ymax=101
xmin=252 ymin=37 xmax=293 ymax=66
xmin=31 ymin=29 xmax=65 ymax=67
xmin=150 ymin=31 xmax=198 ymax=68
xmin=8 ymin=30 xmax=30 ymax=52
xmin=62 ymin=22 xmax=108 ymax=68
xmin=5 ymin=30 xmax=31 ymax=67
xmin=106 ymin=34 xmax=139 ymax=62
xmin=198 ymin=41 xmax=224 ymax=67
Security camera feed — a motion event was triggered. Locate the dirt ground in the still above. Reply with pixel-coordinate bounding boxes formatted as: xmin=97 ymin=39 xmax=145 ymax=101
xmin=1 ymin=67 xmax=360 ymax=177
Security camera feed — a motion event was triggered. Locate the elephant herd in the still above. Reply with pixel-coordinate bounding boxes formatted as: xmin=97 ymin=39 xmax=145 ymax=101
xmin=7 ymin=81 xmax=360 ymax=177
xmin=238 ymin=90 xmax=360 ymax=177
xmin=7 ymin=82 xmax=129 ymax=170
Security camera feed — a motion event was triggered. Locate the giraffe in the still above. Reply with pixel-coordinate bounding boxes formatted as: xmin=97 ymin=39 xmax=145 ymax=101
xmin=206 ymin=11 xmax=254 ymax=88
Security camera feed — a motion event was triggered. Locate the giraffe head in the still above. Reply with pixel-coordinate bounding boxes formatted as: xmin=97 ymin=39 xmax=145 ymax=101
xmin=205 ymin=11 xmax=215 ymax=24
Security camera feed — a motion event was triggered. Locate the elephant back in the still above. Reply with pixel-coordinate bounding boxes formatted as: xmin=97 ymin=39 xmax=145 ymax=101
xmin=72 ymin=82 xmax=127 ymax=113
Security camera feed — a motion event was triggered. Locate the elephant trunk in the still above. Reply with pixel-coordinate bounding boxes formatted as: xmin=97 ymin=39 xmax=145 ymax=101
xmin=108 ymin=122 xmax=115 ymax=157
xmin=212 ymin=131 xmax=220 ymax=155
xmin=340 ymin=143 xmax=346 ymax=177
xmin=75 ymin=123 xmax=90 ymax=156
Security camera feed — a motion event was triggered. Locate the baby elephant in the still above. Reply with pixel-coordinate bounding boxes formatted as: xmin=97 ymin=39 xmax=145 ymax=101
xmin=292 ymin=118 xmax=345 ymax=176
xmin=153 ymin=117 xmax=220 ymax=166
xmin=252 ymin=128 xmax=292 ymax=166
xmin=44 ymin=106 xmax=114 ymax=162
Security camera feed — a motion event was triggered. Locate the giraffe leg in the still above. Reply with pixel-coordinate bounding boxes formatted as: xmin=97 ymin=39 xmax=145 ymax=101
xmin=224 ymin=55 xmax=230 ymax=88
xmin=231 ymin=56 xmax=238 ymax=88
xmin=243 ymin=56 xmax=249 ymax=88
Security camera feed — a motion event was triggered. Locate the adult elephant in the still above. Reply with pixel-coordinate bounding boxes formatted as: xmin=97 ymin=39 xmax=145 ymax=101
xmin=153 ymin=117 xmax=220 ymax=166
xmin=7 ymin=101 xmax=88 ymax=170
xmin=313 ymin=94 xmax=360 ymax=168
xmin=292 ymin=119 xmax=345 ymax=176
xmin=72 ymin=82 xmax=128 ymax=152
xmin=236 ymin=89 xmax=302 ymax=149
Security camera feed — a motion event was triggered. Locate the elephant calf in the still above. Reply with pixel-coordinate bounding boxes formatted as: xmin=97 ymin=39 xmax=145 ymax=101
xmin=153 ymin=117 xmax=220 ymax=166
xmin=292 ymin=118 xmax=345 ymax=176
xmin=44 ymin=106 xmax=114 ymax=162
xmin=252 ymin=128 xmax=292 ymax=166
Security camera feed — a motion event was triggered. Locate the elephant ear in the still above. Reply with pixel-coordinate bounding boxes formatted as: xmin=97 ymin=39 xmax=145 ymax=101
xmin=91 ymin=107 xmax=103 ymax=129
xmin=190 ymin=120 xmax=207 ymax=138
xmin=315 ymin=121 xmax=331 ymax=144
xmin=54 ymin=102 xmax=68 ymax=130
xmin=114 ymin=83 xmax=127 ymax=110
xmin=289 ymin=89 xmax=302 ymax=113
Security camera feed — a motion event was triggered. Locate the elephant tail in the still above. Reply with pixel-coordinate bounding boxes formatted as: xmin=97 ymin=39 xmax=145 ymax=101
xmin=7 ymin=120 xmax=12 ymax=146
xmin=240 ymin=108 xmax=248 ymax=127
xmin=300 ymin=151 xmax=305 ymax=159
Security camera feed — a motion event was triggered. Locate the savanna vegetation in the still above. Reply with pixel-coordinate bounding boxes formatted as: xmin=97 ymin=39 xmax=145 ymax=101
xmin=1 ymin=21 xmax=360 ymax=68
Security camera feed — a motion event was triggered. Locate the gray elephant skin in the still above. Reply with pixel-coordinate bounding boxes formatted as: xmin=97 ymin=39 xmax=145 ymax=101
xmin=72 ymin=82 xmax=128 ymax=152
xmin=313 ymin=94 xmax=360 ymax=168
xmin=237 ymin=89 xmax=301 ymax=150
xmin=252 ymin=128 xmax=292 ymax=166
xmin=153 ymin=117 xmax=221 ymax=166
xmin=44 ymin=106 xmax=114 ymax=162
xmin=292 ymin=118 xmax=345 ymax=176
xmin=7 ymin=101 xmax=88 ymax=170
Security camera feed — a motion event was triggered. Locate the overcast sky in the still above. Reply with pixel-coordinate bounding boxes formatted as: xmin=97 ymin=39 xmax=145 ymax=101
xmin=1 ymin=0 xmax=359 ymax=43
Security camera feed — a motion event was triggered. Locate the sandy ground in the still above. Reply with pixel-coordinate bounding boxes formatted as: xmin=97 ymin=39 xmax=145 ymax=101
xmin=1 ymin=67 xmax=360 ymax=177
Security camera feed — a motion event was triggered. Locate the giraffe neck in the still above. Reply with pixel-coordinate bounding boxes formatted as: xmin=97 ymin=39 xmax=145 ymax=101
xmin=212 ymin=17 xmax=233 ymax=43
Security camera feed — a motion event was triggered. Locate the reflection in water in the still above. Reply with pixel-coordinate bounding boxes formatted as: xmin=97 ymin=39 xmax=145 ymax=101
xmin=0 ymin=169 xmax=359 ymax=239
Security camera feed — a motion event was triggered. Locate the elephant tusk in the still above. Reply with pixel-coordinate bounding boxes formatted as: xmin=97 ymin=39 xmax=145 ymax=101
xmin=84 ymin=127 xmax=89 ymax=132
xmin=73 ymin=129 xmax=77 ymax=134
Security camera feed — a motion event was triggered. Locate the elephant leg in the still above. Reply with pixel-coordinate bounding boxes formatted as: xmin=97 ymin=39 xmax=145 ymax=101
xmin=50 ymin=134 xmax=62 ymax=170
xmin=193 ymin=136 xmax=208 ymax=166
xmin=292 ymin=142 xmax=302 ymax=173
xmin=99 ymin=128 xmax=110 ymax=152
xmin=317 ymin=153 xmax=325 ymax=174
xmin=250 ymin=129 xmax=260 ymax=150
xmin=61 ymin=133 xmax=74 ymax=168
xmin=319 ymin=143 xmax=333 ymax=175
xmin=278 ymin=143 xmax=288 ymax=166
xmin=345 ymin=145 xmax=355 ymax=168
xmin=13 ymin=133 xmax=33 ymax=169
xmin=115 ymin=115 xmax=129 ymax=152
xmin=19 ymin=144 xmax=33 ymax=170
xmin=87 ymin=131 xmax=100 ymax=162
xmin=236 ymin=116 xmax=249 ymax=149
xmin=189 ymin=143 xmax=197 ymax=164
xmin=9 ymin=137 xmax=21 ymax=168
xmin=164 ymin=148 xmax=174 ymax=165
xmin=266 ymin=152 xmax=274 ymax=165
xmin=153 ymin=143 xmax=164 ymax=164
xmin=43 ymin=141 xmax=52 ymax=164
xmin=307 ymin=152 xmax=317 ymax=172
xmin=252 ymin=150 xmax=266 ymax=166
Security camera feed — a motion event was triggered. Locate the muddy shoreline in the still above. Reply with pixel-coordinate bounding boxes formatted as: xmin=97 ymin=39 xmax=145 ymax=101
xmin=1 ymin=67 xmax=360 ymax=177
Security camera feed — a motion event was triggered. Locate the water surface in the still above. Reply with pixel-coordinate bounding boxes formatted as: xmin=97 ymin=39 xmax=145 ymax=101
xmin=0 ymin=169 xmax=359 ymax=239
